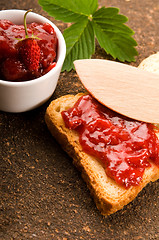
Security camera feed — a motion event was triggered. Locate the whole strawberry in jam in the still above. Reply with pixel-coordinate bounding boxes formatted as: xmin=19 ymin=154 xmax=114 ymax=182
xmin=18 ymin=38 xmax=40 ymax=72
xmin=0 ymin=10 xmax=57 ymax=82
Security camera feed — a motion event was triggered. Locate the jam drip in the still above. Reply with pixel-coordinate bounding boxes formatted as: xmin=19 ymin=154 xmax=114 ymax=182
xmin=62 ymin=95 xmax=159 ymax=188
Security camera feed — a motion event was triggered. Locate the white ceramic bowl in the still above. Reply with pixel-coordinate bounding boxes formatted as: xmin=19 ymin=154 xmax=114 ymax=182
xmin=0 ymin=9 xmax=66 ymax=113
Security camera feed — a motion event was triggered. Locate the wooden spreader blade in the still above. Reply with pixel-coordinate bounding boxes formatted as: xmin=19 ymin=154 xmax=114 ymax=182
xmin=74 ymin=59 xmax=159 ymax=123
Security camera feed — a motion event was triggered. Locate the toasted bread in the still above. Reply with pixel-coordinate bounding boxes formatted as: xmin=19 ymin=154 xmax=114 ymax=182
xmin=138 ymin=52 xmax=159 ymax=74
xmin=45 ymin=93 xmax=159 ymax=215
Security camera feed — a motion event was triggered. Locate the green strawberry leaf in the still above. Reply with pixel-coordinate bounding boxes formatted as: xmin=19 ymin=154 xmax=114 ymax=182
xmin=92 ymin=7 xmax=138 ymax=62
xmin=39 ymin=1 xmax=138 ymax=71
xmin=92 ymin=7 xmax=128 ymax=23
xmin=38 ymin=0 xmax=98 ymax=22
xmin=62 ymin=18 xmax=95 ymax=71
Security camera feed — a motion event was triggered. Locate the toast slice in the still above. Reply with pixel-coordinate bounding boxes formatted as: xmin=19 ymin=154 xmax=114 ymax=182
xmin=45 ymin=93 xmax=159 ymax=215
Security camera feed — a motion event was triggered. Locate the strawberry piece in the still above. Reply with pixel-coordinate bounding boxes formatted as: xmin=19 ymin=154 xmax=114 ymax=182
xmin=1 ymin=57 xmax=28 ymax=81
xmin=43 ymin=62 xmax=56 ymax=75
xmin=0 ymin=36 xmax=17 ymax=62
xmin=0 ymin=19 xmax=13 ymax=30
xmin=18 ymin=38 xmax=40 ymax=72
xmin=42 ymin=23 xmax=55 ymax=34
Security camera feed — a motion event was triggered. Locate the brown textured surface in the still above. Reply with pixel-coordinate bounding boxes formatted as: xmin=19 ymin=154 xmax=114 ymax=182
xmin=0 ymin=0 xmax=159 ymax=239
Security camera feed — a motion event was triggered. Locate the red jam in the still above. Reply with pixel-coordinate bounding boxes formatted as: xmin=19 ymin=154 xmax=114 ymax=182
xmin=0 ymin=19 xmax=57 ymax=81
xmin=62 ymin=95 xmax=159 ymax=188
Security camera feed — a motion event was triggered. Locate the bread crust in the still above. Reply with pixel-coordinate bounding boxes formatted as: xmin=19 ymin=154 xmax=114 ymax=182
xmin=45 ymin=93 xmax=159 ymax=215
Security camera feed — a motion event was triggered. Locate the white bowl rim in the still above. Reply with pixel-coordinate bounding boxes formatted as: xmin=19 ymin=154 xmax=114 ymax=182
xmin=0 ymin=9 xmax=66 ymax=87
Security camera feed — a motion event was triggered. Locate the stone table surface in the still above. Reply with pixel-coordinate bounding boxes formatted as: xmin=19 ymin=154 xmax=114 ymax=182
xmin=0 ymin=0 xmax=159 ymax=239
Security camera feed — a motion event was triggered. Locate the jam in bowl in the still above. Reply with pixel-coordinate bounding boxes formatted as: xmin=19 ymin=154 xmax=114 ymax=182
xmin=0 ymin=9 xmax=66 ymax=112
